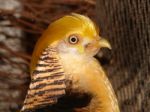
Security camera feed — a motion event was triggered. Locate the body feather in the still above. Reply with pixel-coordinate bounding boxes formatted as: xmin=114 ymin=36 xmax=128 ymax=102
xmin=21 ymin=46 xmax=66 ymax=112
xmin=59 ymin=52 xmax=120 ymax=112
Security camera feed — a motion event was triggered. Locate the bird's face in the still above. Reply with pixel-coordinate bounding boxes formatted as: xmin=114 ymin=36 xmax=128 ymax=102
xmin=31 ymin=13 xmax=111 ymax=72
xmin=57 ymin=32 xmax=111 ymax=57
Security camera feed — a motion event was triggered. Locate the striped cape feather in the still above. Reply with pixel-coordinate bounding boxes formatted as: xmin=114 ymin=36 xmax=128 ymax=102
xmin=21 ymin=46 xmax=66 ymax=112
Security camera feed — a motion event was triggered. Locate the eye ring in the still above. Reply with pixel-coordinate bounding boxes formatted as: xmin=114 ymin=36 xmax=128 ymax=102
xmin=68 ymin=34 xmax=79 ymax=44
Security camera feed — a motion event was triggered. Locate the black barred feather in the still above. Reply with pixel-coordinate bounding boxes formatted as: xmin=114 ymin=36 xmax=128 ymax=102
xmin=21 ymin=46 xmax=66 ymax=112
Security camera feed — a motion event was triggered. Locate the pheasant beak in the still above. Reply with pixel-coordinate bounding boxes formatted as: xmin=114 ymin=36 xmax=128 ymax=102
xmin=99 ymin=38 xmax=111 ymax=49
xmin=77 ymin=38 xmax=111 ymax=54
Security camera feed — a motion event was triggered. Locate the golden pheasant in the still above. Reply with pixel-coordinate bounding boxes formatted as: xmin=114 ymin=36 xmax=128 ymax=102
xmin=21 ymin=13 xmax=120 ymax=112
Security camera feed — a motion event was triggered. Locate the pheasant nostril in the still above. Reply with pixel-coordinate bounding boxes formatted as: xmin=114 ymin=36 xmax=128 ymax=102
xmin=85 ymin=43 xmax=92 ymax=48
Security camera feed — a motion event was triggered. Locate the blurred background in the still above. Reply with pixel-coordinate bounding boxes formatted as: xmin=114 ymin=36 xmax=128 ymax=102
xmin=0 ymin=0 xmax=149 ymax=112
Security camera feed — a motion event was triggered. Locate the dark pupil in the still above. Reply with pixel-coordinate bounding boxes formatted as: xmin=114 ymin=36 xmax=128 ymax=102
xmin=71 ymin=37 xmax=77 ymax=43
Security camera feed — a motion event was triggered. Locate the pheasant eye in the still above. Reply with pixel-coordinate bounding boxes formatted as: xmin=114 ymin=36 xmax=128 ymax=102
xmin=68 ymin=35 xmax=79 ymax=44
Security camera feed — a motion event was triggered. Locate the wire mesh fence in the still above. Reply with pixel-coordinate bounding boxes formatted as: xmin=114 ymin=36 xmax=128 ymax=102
xmin=96 ymin=0 xmax=150 ymax=112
